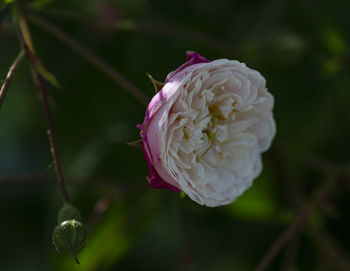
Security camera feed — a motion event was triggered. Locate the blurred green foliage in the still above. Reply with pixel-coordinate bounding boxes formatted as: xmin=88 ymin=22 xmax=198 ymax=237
xmin=0 ymin=0 xmax=350 ymax=270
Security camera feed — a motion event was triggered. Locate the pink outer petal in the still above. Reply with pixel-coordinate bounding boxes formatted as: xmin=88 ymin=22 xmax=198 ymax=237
xmin=138 ymin=127 xmax=180 ymax=191
xmin=138 ymin=52 xmax=210 ymax=192
xmin=165 ymin=51 xmax=210 ymax=83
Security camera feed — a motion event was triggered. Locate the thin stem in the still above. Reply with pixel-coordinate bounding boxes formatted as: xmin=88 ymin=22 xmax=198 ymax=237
xmin=309 ymin=227 xmax=350 ymax=270
xmin=254 ymin=180 xmax=335 ymax=271
xmin=0 ymin=50 xmax=25 ymax=109
xmin=27 ymin=13 xmax=149 ymax=106
xmin=280 ymin=235 xmax=299 ymax=271
xmin=255 ymin=203 xmax=317 ymax=271
xmin=36 ymin=74 xmax=70 ymax=203
xmin=36 ymin=7 xmax=237 ymax=57
xmin=14 ymin=10 xmax=71 ymax=204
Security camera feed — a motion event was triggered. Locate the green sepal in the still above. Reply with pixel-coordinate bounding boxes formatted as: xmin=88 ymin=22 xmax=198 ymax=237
xmin=57 ymin=204 xmax=82 ymax=224
xmin=52 ymin=220 xmax=87 ymax=264
xmin=204 ymin=129 xmax=216 ymax=141
xmin=126 ymin=139 xmax=143 ymax=147
xmin=146 ymin=73 xmax=164 ymax=93
xmin=31 ymin=59 xmax=61 ymax=88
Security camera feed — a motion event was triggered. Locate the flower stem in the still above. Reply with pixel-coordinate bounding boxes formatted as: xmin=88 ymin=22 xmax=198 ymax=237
xmin=13 ymin=7 xmax=70 ymax=204
xmin=26 ymin=13 xmax=150 ymax=106
xmin=0 ymin=50 xmax=25 ymax=109
xmin=36 ymin=74 xmax=71 ymax=204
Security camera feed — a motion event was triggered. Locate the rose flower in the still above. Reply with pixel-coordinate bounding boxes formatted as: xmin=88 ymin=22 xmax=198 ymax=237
xmin=138 ymin=52 xmax=276 ymax=207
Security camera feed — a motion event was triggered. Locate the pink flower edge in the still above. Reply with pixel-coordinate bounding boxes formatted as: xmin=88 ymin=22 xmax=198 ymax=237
xmin=138 ymin=52 xmax=209 ymax=192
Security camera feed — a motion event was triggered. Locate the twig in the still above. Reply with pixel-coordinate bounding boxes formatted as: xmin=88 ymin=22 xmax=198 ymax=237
xmin=309 ymin=227 xmax=350 ymax=270
xmin=0 ymin=50 xmax=25 ymax=109
xmin=270 ymin=145 xmax=305 ymax=208
xmin=255 ymin=203 xmax=317 ymax=271
xmin=36 ymin=74 xmax=70 ymax=203
xmin=255 ymin=180 xmax=335 ymax=271
xmin=258 ymin=146 xmax=347 ymax=271
xmin=33 ymin=7 xmax=237 ymax=57
xmin=280 ymin=235 xmax=299 ymax=271
xmin=26 ymin=13 xmax=149 ymax=106
xmin=14 ymin=11 xmax=71 ymax=204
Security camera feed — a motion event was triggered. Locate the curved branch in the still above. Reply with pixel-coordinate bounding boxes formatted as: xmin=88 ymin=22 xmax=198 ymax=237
xmin=255 ymin=178 xmax=338 ymax=271
xmin=27 ymin=13 xmax=150 ymax=106
xmin=14 ymin=11 xmax=71 ymax=204
xmin=0 ymin=50 xmax=25 ymax=109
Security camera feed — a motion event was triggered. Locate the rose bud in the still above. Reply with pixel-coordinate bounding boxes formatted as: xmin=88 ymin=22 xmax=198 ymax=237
xmin=138 ymin=51 xmax=276 ymax=207
xmin=52 ymin=220 xmax=86 ymax=264
xmin=52 ymin=204 xmax=86 ymax=264
xmin=57 ymin=204 xmax=82 ymax=224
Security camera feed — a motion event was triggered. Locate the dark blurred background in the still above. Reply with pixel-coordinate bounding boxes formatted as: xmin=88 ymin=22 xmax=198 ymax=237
xmin=0 ymin=0 xmax=349 ymax=270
